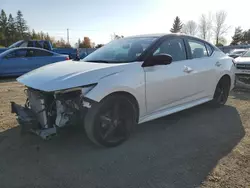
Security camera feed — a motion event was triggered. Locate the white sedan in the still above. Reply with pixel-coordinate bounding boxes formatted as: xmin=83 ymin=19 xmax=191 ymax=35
xmin=11 ymin=33 xmax=235 ymax=147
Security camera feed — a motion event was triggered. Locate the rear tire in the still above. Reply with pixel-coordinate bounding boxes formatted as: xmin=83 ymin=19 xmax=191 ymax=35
xmin=211 ymin=77 xmax=230 ymax=106
xmin=84 ymin=95 xmax=137 ymax=147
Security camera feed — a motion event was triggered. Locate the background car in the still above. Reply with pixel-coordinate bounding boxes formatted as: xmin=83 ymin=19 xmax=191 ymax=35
xmin=227 ymin=48 xmax=248 ymax=58
xmin=234 ymin=49 xmax=250 ymax=88
xmin=0 ymin=47 xmax=69 ymax=77
xmin=0 ymin=40 xmax=97 ymax=60
xmin=0 ymin=40 xmax=78 ymax=60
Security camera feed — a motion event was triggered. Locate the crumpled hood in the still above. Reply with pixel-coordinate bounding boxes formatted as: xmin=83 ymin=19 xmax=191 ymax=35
xmin=235 ymin=57 xmax=250 ymax=63
xmin=17 ymin=60 xmax=127 ymax=91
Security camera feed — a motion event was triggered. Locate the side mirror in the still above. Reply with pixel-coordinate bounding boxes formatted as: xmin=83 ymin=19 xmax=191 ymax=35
xmin=143 ymin=54 xmax=172 ymax=67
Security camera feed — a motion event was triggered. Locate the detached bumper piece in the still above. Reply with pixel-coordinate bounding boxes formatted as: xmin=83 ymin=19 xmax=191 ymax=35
xmin=10 ymin=102 xmax=57 ymax=140
xmin=11 ymin=102 xmax=39 ymax=133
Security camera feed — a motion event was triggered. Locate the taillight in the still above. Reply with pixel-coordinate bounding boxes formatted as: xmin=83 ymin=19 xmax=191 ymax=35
xmin=66 ymin=56 xmax=70 ymax=60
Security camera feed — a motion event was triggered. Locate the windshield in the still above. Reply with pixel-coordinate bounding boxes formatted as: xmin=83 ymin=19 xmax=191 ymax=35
xmin=8 ymin=40 xmax=23 ymax=48
xmin=82 ymin=37 xmax=158 ymax=63
xmin=242 ymin=50 xmax=250 ymax=57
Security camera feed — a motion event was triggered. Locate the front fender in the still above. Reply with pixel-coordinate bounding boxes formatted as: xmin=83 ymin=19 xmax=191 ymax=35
xmin=85 ymin=64 xmax=147 ymax=117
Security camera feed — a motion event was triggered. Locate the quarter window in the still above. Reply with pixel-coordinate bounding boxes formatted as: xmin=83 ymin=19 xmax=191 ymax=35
xmin=153 ymin=38 xmax=187 ymax=62
xmin=188 ymin=40 xmax=208 ymax=58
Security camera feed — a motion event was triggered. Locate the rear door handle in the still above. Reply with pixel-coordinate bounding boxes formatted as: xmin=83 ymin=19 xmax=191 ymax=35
xmin=215 ymin=61 xmax=222 ymax=67
xmin=183 ymin=66 xmax=193 ymax=73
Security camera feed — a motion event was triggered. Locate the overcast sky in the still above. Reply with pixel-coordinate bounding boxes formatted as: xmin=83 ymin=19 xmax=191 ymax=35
xmin=1 ymin=0 xmax=250 ymax=45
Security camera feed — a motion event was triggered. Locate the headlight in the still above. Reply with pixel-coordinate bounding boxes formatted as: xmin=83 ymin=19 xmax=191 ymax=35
xmin=54 ymin=84 xmax=97 ymax=95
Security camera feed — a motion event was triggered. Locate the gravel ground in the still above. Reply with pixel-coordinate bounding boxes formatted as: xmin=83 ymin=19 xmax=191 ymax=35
xmin=0 ymin=78 xmax=249 ymax=188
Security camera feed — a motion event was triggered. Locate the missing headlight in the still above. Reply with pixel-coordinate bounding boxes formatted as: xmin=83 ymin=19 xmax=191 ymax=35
xmin=54 ymin=84 xmax=97 ymax=96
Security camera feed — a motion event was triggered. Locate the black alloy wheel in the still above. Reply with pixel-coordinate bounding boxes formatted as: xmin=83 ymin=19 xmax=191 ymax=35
xmin=84 ymin=95 xmax=136 ymax=147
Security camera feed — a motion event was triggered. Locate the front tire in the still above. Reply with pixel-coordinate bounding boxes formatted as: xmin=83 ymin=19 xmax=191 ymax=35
xmin=84 ymin=95 xmax=136 ymax=147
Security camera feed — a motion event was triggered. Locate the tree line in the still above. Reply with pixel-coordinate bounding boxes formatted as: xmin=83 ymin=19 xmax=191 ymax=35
xmin=230 ymin=27 xmax=250 ymax=45
xmin=170 ymin=11 xmax=231 ymax=46
xmin=0 ymin=9 xmax=71 ymax=47
xmin=170 ymin=11 xmax=250 ymax=46
xmin=0 ymin=9 xmax=102 ymax=48
xmin=1 ymin=8 xmax=249 ymax=48
xmin=0 ymin=9 xmax=28 ymax=47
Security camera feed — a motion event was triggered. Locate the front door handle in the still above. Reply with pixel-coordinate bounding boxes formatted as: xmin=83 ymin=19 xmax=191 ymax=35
xmin=183 ymin=66 xmax=193 ymax=73
xmin=215 ymin=61 xmax=222 ymax=67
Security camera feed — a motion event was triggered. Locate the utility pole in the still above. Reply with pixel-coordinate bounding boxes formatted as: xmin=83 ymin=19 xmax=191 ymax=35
xmin=67 ymin=28 xmax=69 ymax=44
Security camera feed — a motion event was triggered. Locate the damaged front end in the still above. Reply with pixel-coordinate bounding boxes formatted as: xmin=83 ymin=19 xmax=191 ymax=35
xmin=11 ymin=85 xmax=96 ymax=140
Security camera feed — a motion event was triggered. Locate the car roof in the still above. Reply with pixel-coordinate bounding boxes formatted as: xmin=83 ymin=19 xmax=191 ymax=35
xmin=0 ymin=47 xmax=58 ymax=58
xmin=10 ymin=47 xmax=53 ymax=52
xmin=125 ymin=33 xmax=211 ymax=43
xmin=126 ymin=33 xmax=167 ymax=38
xmin=127 ymin=33 xmax=196 ymax=38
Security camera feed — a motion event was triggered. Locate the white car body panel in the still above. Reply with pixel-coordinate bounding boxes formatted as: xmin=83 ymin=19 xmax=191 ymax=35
xmin=139 ymin=97 xmax=211 ymax=123
xmin=84 ymin=62 xmax=147 ymax=117
xmin=18 ymin=60 xmax=131 ymax=91
xmin=17 ymin=38 xmax=235 ymax=125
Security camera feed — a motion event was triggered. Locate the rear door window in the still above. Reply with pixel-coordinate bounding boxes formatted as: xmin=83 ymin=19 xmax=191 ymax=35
xmin=33 ymin=49 xmax=53 ymax=57
xmin=43 ymin=41 xmax=51 ymax=50
xmin=27 ymin=41 xmax=34 ymax=47
xmin=34 ymin=41 xmax=43 ymax=48
xmin=187 ymin=39 xmax=208 ymax=58
xmin=26 ymin=49 xmax=36 ymax=57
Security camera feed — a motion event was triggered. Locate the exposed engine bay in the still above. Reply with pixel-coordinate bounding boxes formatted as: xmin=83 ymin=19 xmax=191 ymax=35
xmin=11 ymin=87 xmax=94 ymax=139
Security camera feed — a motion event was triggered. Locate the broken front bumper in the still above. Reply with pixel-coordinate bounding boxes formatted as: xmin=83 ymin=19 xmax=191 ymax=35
xmin=11 ymin=102 xmax=39 ymax=133
xmin=11 ymin=102 xmax=57 ymax=139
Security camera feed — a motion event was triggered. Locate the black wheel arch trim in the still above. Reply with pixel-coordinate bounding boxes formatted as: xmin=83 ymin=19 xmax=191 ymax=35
xmin=100 ymin=91 xmax=140 ymax=123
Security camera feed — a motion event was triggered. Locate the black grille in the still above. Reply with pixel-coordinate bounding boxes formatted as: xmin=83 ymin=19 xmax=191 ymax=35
xmin=236 ymin=64 xmax=250 ymax=70
xmin=236 ymin=74 xmax=250 ymax=84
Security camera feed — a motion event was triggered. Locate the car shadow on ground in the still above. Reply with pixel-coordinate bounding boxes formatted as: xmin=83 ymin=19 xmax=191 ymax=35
xmin=0 ymin=104 xmax=245 ymax=188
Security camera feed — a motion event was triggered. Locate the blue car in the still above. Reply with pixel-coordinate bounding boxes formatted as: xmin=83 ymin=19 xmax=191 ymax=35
xmin=0 ymin=47 xmax=69 ymax=77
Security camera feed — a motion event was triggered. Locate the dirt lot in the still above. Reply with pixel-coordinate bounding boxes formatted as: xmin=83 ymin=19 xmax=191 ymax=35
xmin=0 ymin=78 xmax=249 ymax=188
